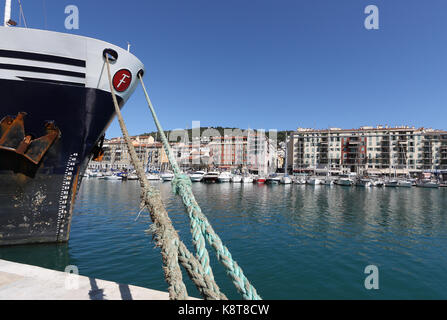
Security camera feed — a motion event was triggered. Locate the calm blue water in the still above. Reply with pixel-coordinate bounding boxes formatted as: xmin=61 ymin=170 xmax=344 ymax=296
xmin=1 ymin=179 xmax=447 ymax=299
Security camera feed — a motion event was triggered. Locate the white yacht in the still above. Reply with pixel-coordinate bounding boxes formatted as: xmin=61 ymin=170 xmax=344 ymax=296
xmin=336 ymin=177 xmax=353 ymax=186
xmin=103 ymin=174 xmax=122 ymax=181
xmin=242 ymin=175 xmax=254 ymax=183
xmin=280 ymin=176 xmax=292 ymax=184
xmin=189 ymin=171 xmax=205 ymax=182
xmin=356 ymin=178 xmax=372 ymax=187
xmin=266 ymin=174 xmax=281 ymax=184
xmin=146 ymin=173 xmax=161 ymax=181
xmin=218 ymin=172 xmax=232 ymax=183
xmin=99 ymin=171 xmax=112 ymax=179
xmin=127 ymin=173 xmax=139 ymax=180
xmin=416 ymin=179 xmax=440 ymax=188
xmin=293 ymin=177 xmax=306 ymax=185
xmin=397 ymin=180 xmax=412 ymax=188
xmin=384 ymin=179 xmax=399 ymax=187
xmin=89 ymin=171 xmax=101 ymax=178
xmin=231 ymin=175 xmax=242 ymax=183
xmin=321 ymin=178 xmax=334 ymax=186
xmin=161 ymin=172 xmax=174 ymax=182
xmin=307 ymin=177 xmax=322 ymax=185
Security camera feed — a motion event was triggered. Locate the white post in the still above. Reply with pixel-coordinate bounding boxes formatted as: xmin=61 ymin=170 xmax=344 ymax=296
xmin=4 ymin=0 xmax=11 ymax=26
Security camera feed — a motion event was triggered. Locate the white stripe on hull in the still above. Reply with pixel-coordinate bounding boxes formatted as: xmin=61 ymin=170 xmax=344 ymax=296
xmin=0 ymin=57 xmax=86 ymax=73
xmin=0 ymin=26 xmax=144 ymax=103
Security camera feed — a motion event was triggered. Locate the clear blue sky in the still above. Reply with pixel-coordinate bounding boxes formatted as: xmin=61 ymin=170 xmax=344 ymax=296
xmin=7 ymin=0 xmax=447 ymax=137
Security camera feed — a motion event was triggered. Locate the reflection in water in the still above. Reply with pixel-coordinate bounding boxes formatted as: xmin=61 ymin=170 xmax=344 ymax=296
xmin=1 ymin=179 xmax=446 ymax=299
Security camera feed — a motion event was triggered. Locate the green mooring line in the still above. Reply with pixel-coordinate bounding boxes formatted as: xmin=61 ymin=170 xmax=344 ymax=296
xmin=138 ymin=75 xmax=262 ymax=300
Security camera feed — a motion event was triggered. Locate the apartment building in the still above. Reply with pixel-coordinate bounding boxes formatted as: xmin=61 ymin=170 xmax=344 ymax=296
xmin=207 ymin=130 xmax=277 ymax=174
xmin=88 ymin=135 xmax=170 ymax=171
xmin=288 ymin=126 xmax=447 ymax=176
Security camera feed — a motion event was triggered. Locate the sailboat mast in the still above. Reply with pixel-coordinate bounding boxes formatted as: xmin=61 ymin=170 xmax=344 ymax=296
xmin=328 ymin=129 xmax=331 ymax=177
xmin=284 ymin=134 xmax=288 ymax=176
xmin=4 ymin=0 xmax=11 ymax=27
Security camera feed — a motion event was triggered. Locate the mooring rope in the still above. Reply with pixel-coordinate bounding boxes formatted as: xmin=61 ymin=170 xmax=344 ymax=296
xmin=138 ymin=75 xmax=262 ymax=300
xmin=105 ymin=56 xmax=226 ymax=300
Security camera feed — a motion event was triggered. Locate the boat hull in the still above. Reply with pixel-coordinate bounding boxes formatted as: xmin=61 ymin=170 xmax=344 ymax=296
xmin=307 ymin=179 xmax=321 ymax=185
xmin=0 ymin=27 xmax=144 ymax=246
xmin=397 ymin=181 xmax=412 ymax=188
xmin=280 ymin=177 xmax=292 ymax=184
xmin=146 ymin=175 xmax=160 ymax=181
xmin=0 ymin=80 xmax=121 ymax=246
xmin=416 ymin=183 xmax=439 ymax=188
xmin=385 ymin=181 xmax=399 ymax=187
xmin=161 ymin=174 xmax=174 ymax=181
xmin=231 ymin=176 xmax=242 ymax=183
xmin=336 ymin=179 xmax=352 ymax=186
xmin=202 ymin=177 xmax=219 ymax=183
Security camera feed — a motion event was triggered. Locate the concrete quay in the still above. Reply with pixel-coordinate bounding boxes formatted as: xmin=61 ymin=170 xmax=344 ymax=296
xmin=0 ymin=259 xmax=184 ymax=300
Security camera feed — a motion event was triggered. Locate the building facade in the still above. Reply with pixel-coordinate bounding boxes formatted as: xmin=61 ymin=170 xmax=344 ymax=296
xmin=208 ymin=130 xmax=277 ymax=174
xmin=90 ymin=130 xmax=278 ymax=174
xmin=88 ymin=135 xmax=170 ymax=171
xmin=288 ymin=126 xmax=447 ymax=176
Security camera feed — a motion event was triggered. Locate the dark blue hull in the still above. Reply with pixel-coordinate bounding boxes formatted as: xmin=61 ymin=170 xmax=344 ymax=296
xmin=0 ymin=79 xmax=121 ymax=246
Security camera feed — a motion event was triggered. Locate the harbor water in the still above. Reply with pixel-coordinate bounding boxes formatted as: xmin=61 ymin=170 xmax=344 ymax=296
xmin=1 ymin=179 xmax=446 ymax=299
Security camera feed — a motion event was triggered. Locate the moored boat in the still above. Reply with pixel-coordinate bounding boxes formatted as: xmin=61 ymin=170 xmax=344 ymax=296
xmin=242 ymin=175 xmax=254 ymax=183
xmin=202 ymin=172 xmax=220 ymax=183
xmin=307 ymin=177 xmax=322 ymax=185
xmin=102 ymin=174 xmax=122 ymax=181
xmin=161 ymin=172 xmax=174 ymax=182
xmin=335 ymin=177 xmax=353 ymax=186
xmin=293 ymin=177 xmax=306 ymax=185
xmin=218 ymin=171 xmax=232 ymax=183
xmin=266 ymin=174 xmax=281 ymax=184
xmin=356 ymin=178 xmax=372 ymax=187
xmin=0 ymin=1 xmax=144 ymax=246
xmin=231 ymin=175 xmax=242 ymax=183
xmin=372 ymin=179 xmax=384 ymax=187
xmin=146 ymin=173 xmax=161 ymax=181
xmin=255 ymin=176 xmax=266 ymax=184
xmin=189 ymin=171 xmax=205 ymax=182
xmin=89 ymin=171 xmax=103 ymax=178
xmin=280 ymin=176 xmax=292 ymax=184
xmin=384 ymin=179 xmax=399 ymax=187
xmin=416 ymin=179 xmax=440 ymax=188
xmin=99 ymin=172 xmax=112 ymax=179
xmin=397 ymin=180 xmax=412 ymax=188
xmin=321 ymin=178 xmax=334 ymax=185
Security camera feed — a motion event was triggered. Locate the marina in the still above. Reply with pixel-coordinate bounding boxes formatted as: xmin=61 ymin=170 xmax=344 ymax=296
xmin=1 ymin=178 xmax=446 ymax=299
xmin=83 ymin=168 xmax=447 ymax=189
